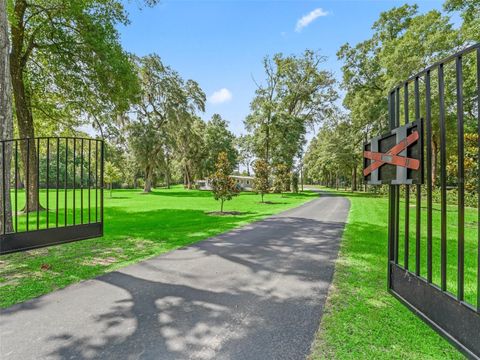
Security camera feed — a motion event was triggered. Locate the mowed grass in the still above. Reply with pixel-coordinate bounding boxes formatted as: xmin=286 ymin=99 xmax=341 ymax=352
xmin=310 ymin=188 xmax=478 ymax=359
xmin=0 ymin=186 xmax=318 ymax=308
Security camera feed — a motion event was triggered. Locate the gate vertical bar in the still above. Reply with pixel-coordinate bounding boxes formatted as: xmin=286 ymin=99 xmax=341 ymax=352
xmin=404 ymin=82 xmax=410 ymax=270
xmin=476 ymin=47 xmax=480 ymax=311
xmin=36 ymin=138 xmax=40 ymax=230
xmin=95 ymin=141 xmax=98 ymax=222
xmin=426 ymin=70 xmax=433 ymax=283
xmin=456 ymin=55 xmax=465 ymax=301
xmin=56 ymin=138 xmax=59 ymax=227
xmin=100 ymin=140 xmax=104 ymax=235
xmin=414 ymin=76 xmax=421 ymax=276
xmin=26 ymin=139 xmax=29 ymax=231
xmin=395 ymin=87 xmax=400 ymax=265
xmin=388 ymin=90 xmax=396 ymax=288
xmin=438 ymin=63 xmax=447 ymax=291
xmin=14 ymin=141 xmax=17 ymax=232
xmin=88 ymin=140 xmax=91 ymax=224
xmin=100 ymin=140 xmax=104 ymax=224
xmin=73 ymin=138 xmax=76 ymax=225
xmin=2 ymin=142 xmax=5 ymax=235
xmin=46 ymin=138 xmax=50 ymax=228
xmin=64 ymin=138 xmax=68 ymax=226
xmin=80 ymin=139 xmax=84 ymax=224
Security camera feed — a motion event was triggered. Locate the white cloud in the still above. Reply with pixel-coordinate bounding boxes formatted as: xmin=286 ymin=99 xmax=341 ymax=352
xmin=295 ymin=8 xmax=328 ymax=32
xmin=209 ymin=88 xmax=232 ymax=104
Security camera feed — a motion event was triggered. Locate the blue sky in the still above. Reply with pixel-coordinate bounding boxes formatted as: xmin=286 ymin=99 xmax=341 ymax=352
xmin=118 ymin=0 xmax=448 ymax=136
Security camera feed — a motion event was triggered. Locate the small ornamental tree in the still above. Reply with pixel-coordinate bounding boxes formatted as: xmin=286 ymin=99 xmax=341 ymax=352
xmin=104 ymin=162 xmax=122 ymax=198
xmin=291 ymin=172 xmax=299 ymax=194
xmin=253 ymin=159 xmax=269 ymax=203
xmin=210 ymin=152 xmax=239 ymax=213
xmin=273 ymin=163 xmax=290 ymax=195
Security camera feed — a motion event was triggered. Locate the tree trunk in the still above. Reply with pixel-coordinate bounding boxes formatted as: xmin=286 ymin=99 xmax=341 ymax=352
xmin=165 ymin=171 xmax=170 ymax=189
xmin=0 ymin=0 xmax=13 ymax=233
xmin=165 ymin=154 xmax=170 ymax=189
xmin=144 ymin=166 xmax=153 ymax=192
xmin=10 ymin=0 xmax=42 ymax=212
xmin=261 ymin=193 xmax=264 ymax=203
xmin=351 ymin=165 xmax=357 ymax=192
xmin=300 ymin=167 xmax=304 ymax=192
xmin=221 ymin=199 xmax=224 ymax=213
xmin=265 ymin=125 xmax=270 ymax=165
xmin=184 ymin=165 xmax=192 ymax=189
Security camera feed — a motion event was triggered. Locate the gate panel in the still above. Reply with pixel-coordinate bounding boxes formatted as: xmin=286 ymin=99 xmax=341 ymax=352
xmin=387 ymin=44 xmax=480 ymax=358
xmin=0 ymin=137 xmax=104 ymax=254
xmin=390 ymin=266 xmax=480 ymax=356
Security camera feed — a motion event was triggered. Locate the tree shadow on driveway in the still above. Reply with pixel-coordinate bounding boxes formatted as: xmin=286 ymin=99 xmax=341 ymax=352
xmin=1 ymin=213 xmax=349 ymax=360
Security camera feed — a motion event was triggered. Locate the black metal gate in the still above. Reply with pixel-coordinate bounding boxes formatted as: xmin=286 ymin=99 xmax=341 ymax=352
xmin=0 ymin=137 xmax=104 ymax=254
xmin=387 ymin=44 xmax=479 ymax=358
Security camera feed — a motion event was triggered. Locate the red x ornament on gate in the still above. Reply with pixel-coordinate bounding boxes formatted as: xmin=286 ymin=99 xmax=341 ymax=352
xmin=363 ymin=131 xmax=420 ymax=177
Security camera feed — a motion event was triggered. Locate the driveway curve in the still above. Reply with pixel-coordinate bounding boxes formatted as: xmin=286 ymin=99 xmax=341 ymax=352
xmin=0 ymin=192 xmax=350 ymax=360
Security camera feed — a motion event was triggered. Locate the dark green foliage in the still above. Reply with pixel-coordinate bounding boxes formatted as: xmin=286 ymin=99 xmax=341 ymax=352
xmin=291 ymin=172 xmax=299 ymax=194
xmin=245 ymin=50 xmax=337 ymax=168
xmin=273 ymin=163 xmax=290 ymax=194
xmin=306 ymin=3 xmax=478 ymax=194
xmin=204 ymin=114 xmax=238 ymax=176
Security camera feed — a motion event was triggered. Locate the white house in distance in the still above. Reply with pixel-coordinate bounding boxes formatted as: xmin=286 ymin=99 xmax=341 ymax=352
xmin=196 ymin=175 xmax=254 ymax=191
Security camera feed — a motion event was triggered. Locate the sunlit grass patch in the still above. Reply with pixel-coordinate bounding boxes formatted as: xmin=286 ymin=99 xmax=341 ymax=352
xmin=0 ymin=186 xmax=317 ymax=308
xmin=309 ymin=187 xmax=474 ymax=359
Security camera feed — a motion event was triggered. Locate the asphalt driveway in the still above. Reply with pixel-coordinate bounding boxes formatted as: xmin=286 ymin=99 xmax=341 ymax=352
xmin=0 ymin=192 xmax=350 ymax=360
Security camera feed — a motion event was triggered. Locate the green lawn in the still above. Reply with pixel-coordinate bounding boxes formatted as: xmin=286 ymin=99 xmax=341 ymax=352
xmin=0 ymin=186 xmax=318 ymax=308
xmin=310 ymin=188 xmax=478 ymax=360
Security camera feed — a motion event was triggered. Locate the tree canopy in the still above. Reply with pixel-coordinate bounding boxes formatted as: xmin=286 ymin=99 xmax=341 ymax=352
xmin=203 ymin=114 xmax=238 ymax=176
xmin=1 ymin=0 xmax=477 ymax=210
xmin=305 ymin=1 xmax=479 ymax=192
xmin=245 ymin=50 xmax=337 ymax=170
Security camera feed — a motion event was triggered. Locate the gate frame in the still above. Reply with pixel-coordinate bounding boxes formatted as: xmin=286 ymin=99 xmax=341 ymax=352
xmin=387 ymin=43 xmax=480 ymax=359
xmin=0 ymin=136 xmax=104 ymax=255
